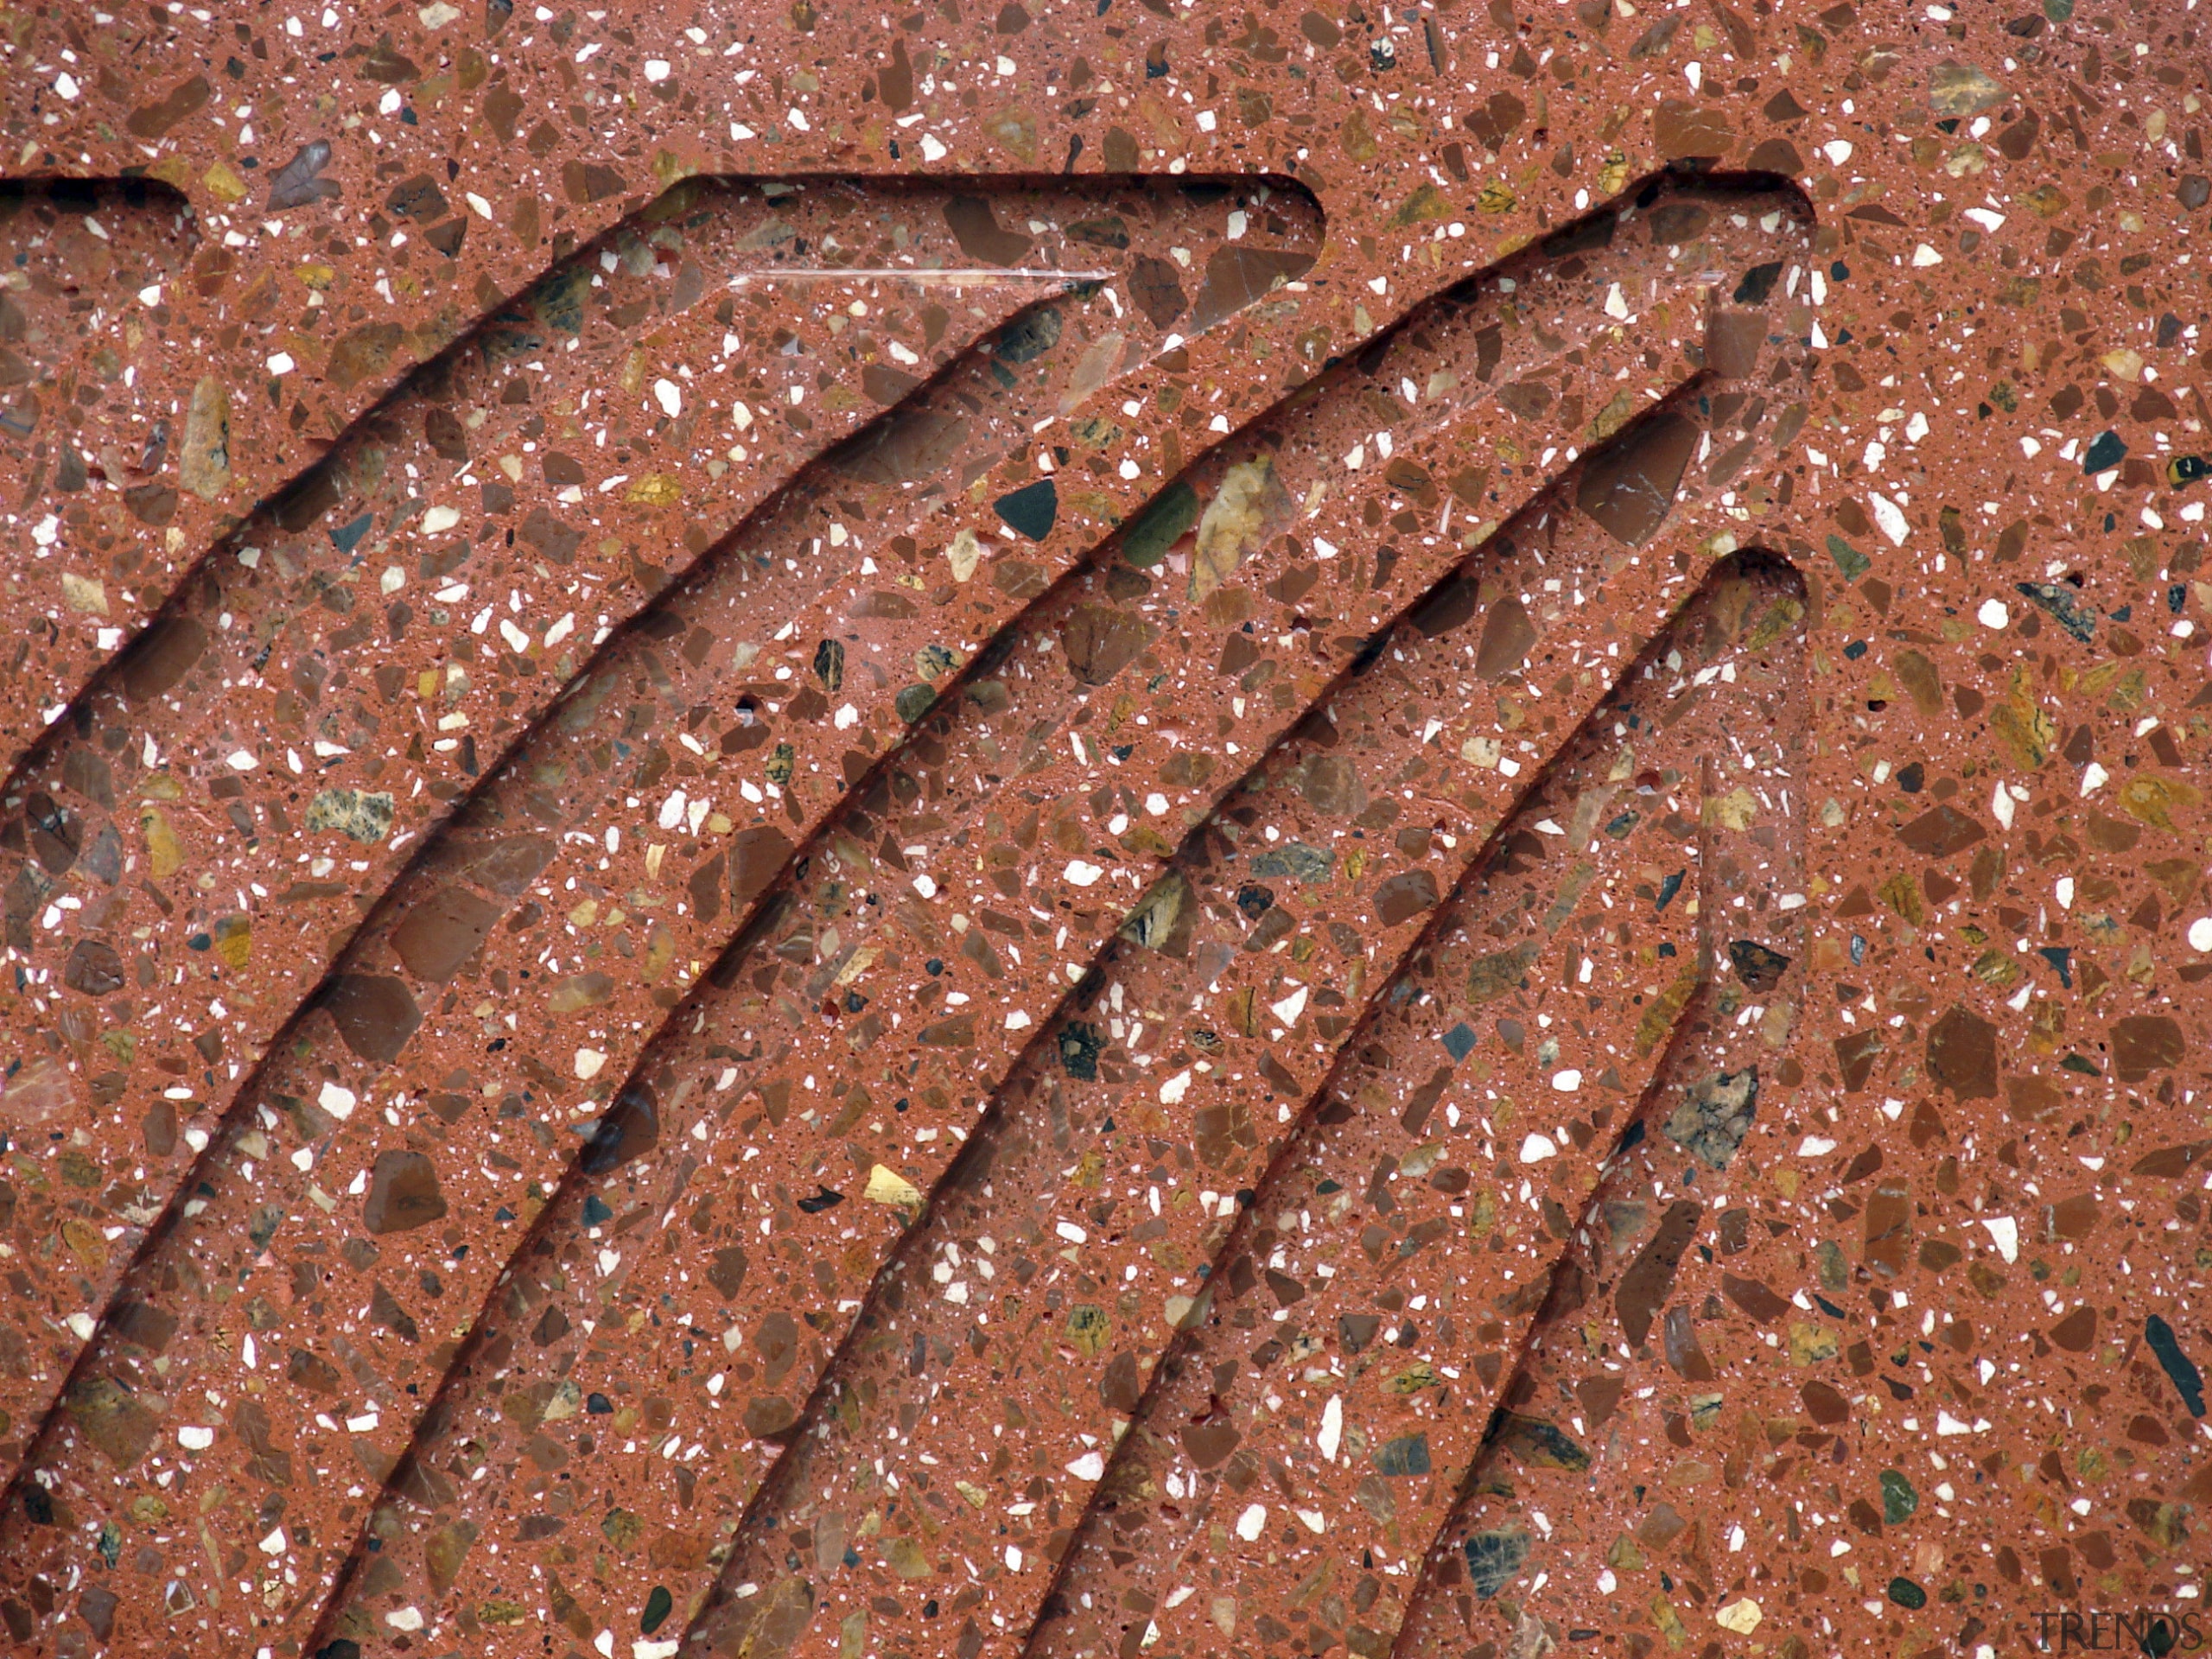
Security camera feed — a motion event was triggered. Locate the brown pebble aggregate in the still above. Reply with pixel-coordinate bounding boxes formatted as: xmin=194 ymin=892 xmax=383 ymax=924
xmin=0 ymin=179 xmax=204 ymax=752
xmin=301 ymin=181 xmax=1803 ymax=1659
xmin=0 ymin=175 xmax=1300 ymax=1487
xmin=0 ymin=3 xmax=2208 ymax=1659
xmin=0 ymin=178 xmax=1319 ymax=1659
xmin=0 ymin=178 xmax=1096 ymax=1441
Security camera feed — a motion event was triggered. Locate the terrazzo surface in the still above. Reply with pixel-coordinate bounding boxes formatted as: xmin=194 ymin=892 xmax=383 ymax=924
xmin=0 ymin=2 xmax=2207 ymax=1657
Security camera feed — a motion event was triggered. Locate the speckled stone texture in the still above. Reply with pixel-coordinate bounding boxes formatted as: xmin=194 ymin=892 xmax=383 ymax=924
xmin=0 ymin=4 xmax=2207 ymax=1659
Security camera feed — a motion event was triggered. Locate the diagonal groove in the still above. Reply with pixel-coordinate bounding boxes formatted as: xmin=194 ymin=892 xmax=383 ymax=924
xmin=1389 ymin=572 xmax=1809 ymax=1653
xmin=1022 ymin=553 xmax=1808 ymax=1659
xmin=0 ymin=250 xmax=1076 ymax=1522
xmin=651 ymin=184 xmax=1809 ymax=1659
xmin=1429 ymin=749 xmax=1728 ymax=1511
xmin=671 ymin=248 xmax=1815 ymax=1657
xmin=0 ymin=176 xmax=1322 ymax=1658
xmin=0 ymin=173 xmax=1082 ymax=1446
xmin=276 ymin=178 xmax=1806 ymax=1659
xmin=0 ymin=177 xmax=200 ymax=767
xmin=258 ymin=180 xmax=1319 ymax=1652
xmin=10 ymin=175 xmax=994 ymax=773
xmin=0 ymin=3 xmax=2190 ymax=1651
xmin=683 ymin=418 xmax=1744 ymax=1659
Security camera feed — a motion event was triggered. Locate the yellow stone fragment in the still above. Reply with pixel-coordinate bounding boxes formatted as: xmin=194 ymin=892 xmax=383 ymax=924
xmin=1715 ymin=1599 xmax=1764 ymax=1635
xmin=202 ymin=160 xmax=249 ymax=202
xmin=212 ymin=915 xmax=251 ymax=971
xmin=1703 ymin=786 xmax=1758 ymax=830
xmin=2116 ymin=774 xmax=2198 ymax=833
xmin=863 ymin=1164 xmax=923 ymax=1209
xmin=651 ymin=148 xmax=699 ymax=188
xmin=60 ymin=573 xmax=107 ymax=615
xmin=945 ymin=528 xmax=983 ymax=582
xmin=1588 ymin=391 xmax=1636 ymax=443
xmin=1788 ymin=1322 xmax=1839 ymax=1364
xmin=1633 ymin=968 xmax=1699 ymax=1058
xmin=62 ymin=1218 xmax=108 ymax=1270
xmin=2100 ymin=347 xmax=2144 ymax=383
xmin=141 ymin=806 xmax=185 ymax=880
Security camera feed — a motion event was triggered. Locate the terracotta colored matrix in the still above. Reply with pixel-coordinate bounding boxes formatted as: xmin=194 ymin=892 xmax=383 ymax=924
xmin=0 ymin=3 xmax=2207 ymax=1658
